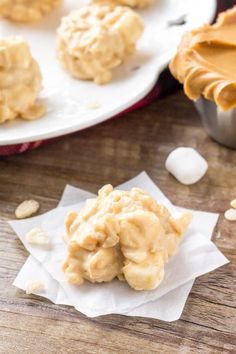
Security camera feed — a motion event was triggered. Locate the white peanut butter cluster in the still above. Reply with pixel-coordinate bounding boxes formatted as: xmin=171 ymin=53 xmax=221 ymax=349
xmin=93 ymin=0 xmax=153 ymax=9
xmin=0 ymin=37 xmax=44 ymax=123
xmin=0 ymin=0 xmax=62 ymax=23
xmin=63 ymin=185 xmax=192 ymax=291
xmin=56 ymin=3 xmax=144 ymax=84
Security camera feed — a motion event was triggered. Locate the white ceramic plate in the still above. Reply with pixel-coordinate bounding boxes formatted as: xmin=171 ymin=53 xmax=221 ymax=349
xmin=0 ymin=0 xmax=216 ymax=145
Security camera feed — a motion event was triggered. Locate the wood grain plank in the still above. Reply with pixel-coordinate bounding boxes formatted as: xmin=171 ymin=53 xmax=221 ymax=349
xmin=0 ymin=310 xmax=234 ymax=354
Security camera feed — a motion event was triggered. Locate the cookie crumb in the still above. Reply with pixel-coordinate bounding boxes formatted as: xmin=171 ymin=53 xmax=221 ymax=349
xmin=25 ymin=280 xmax=45 ymax=295
xmin=87 ymin=102 xmax=101 ymax=110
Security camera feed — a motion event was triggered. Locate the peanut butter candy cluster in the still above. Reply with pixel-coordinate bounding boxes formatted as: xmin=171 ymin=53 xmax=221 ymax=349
xmin=0 ymin=37 xmax=44 ymax=123
xmin=63 ymin=185 xmax=192 ymax=291
xmin=0 ymin=0 xmax=62 ymax=23
xmin=56 ymin=3 xmax=144 ymax=84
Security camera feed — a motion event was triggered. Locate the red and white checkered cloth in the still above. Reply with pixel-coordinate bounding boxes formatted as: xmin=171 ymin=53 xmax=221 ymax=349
xmin=0 ymin=0 xmax=235 ymax=156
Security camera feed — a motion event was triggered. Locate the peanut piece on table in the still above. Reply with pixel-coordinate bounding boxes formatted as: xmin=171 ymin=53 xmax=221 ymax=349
xmin=15 ymin=200 xmax=40 ymax=219
xmin=224 ymin=209 xmax=236 ymax=221
xmin=26 ymin=227 xmax=50 ymax=246
xmin=230 ymin=199 xmax=236 ymax=209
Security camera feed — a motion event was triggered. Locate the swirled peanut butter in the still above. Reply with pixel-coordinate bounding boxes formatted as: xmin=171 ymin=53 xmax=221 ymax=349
xmin=169 ymin=7 xmax=236 ymax=111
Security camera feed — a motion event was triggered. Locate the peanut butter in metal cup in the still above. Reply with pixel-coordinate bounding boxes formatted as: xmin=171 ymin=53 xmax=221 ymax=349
xmin=169 ymin=7 xmax=236 ymax=148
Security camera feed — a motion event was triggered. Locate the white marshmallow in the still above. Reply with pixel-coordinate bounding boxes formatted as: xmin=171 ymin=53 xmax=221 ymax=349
xmin=165 ymin=147 xmax=208 ymax=185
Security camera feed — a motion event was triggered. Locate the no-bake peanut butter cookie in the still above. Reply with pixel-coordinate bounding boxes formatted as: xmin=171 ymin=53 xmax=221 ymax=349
xmin=0 ymin=0 xmax=62 ymax=23
xmin=63 ymin=185 xmax=191 ymax=291
xmin=0 ymin=37 xmax=44 ymax=123
xmin=56 ymin=3 xmax=144 ymax=84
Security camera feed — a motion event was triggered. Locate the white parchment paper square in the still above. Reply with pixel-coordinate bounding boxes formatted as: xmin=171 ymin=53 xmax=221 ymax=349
xmin=11 ymin=172 xmax=228 ymax=319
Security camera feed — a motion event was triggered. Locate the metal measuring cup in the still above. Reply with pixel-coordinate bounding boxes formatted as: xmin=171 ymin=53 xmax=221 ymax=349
xmin=194 ymin=97 xmax=236 ymax=149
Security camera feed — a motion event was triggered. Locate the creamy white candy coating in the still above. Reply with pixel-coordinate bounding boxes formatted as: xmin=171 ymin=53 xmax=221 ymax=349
xmin=165 ymin=147 xmax=208 ymax=185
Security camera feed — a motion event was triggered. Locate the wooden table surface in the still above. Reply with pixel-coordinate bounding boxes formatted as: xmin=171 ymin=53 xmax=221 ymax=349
xmin=0 ymin=91 xmax=235 ymax=354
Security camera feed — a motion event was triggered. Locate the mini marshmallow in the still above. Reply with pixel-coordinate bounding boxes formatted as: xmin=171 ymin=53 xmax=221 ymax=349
xmin=165 ymin=147 xmax=208 ymax=185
